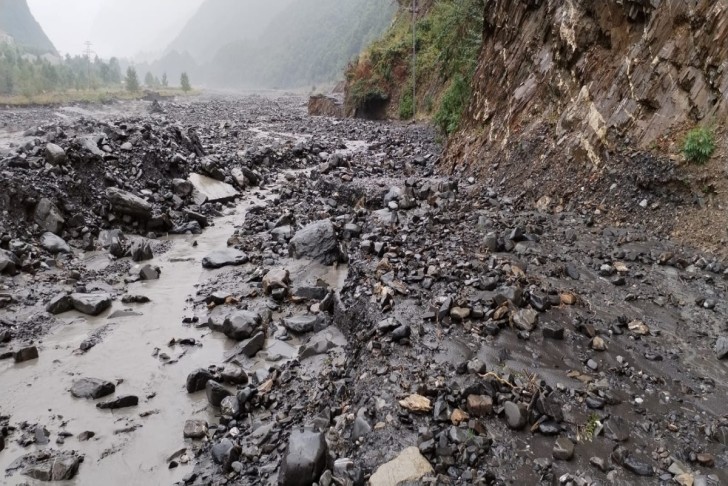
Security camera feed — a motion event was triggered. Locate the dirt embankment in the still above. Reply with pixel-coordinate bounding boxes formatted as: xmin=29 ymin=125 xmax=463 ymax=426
xmin=447 ymin=0 xmax=728 ymax=256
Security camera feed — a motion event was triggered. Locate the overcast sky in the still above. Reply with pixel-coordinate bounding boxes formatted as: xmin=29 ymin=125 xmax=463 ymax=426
xmin=27 ymin=0 xmax=205 ymax=59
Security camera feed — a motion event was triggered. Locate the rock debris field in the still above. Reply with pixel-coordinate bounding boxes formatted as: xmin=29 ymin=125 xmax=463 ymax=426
xmin=0 ymin=94 xmax=726 ymax=486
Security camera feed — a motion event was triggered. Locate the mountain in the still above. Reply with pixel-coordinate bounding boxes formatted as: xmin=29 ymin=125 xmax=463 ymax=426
xmin=208 ymin=0 xmax=397 ymax=88
xmin=0 ymin=0 xmax=55 ymax=53
xmin=165 ymin=0 xmax=295 ymax=63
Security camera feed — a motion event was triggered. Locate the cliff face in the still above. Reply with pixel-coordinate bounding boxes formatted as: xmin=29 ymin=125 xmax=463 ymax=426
xmin=0 ymin=0 xmax=56 ymax=53
xmin=451 ymin=0 xmax=728 ymax=167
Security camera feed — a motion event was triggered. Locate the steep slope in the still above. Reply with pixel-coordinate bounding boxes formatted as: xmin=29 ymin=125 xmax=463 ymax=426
xmin=0 ymin=0 xmax=55 ymax=53
xmin=209 ymin=0 xmax=396 ymax=88
xmin=165 ymin=0 xmax=294 ymax=63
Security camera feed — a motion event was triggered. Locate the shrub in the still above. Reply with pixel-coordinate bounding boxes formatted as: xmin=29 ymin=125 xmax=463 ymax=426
xmin=434 ymin=75 xmax=470 ymax=134
xmin=399 ymin=88 xmax=414 ymax=119
xmin=683 ymin=126 xmax=715 ymax=164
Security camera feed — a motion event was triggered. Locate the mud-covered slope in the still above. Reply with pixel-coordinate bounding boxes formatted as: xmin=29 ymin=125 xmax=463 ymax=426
xmin=446 ymin=0 xmax=728 ymax=256
xmin=0 ymin=0 xmax=56 ymax=53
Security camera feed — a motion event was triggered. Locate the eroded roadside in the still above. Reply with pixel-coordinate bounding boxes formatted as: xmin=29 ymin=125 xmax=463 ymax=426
xmin=0 ymin=95 xmax=726 ymax=486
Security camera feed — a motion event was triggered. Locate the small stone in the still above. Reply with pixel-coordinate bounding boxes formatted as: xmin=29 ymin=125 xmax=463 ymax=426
xmin=450 ymin=408 xmax=469 ymax=425
xmin=503 ymin=401 xmax=526 ymax=429
xmin=399 ymin=394 xmax=432 ymax=413
xmin=450 ymin=307 xmax=471 ymax=321
xmin=466 ymin=395 xmax=493 ymax=417
xmin=591 ymin=336 xmax=607 ymax=351
xmin=205 ymin=380 xmax=231 ymax=407
xmin=70 ymin=378 xmax=115 ymax=399
xmin=369 ymin=447 xmax=433 ymax=486
xmin=512 ymin=309 xmax=538 ymax=331
xmin=553 ymin=437 xmax=575 ymax=461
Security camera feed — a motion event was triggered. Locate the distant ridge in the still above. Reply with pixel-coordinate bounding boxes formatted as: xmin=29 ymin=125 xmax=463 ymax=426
xmin=0 ymin=0 xmax=56 ymax=53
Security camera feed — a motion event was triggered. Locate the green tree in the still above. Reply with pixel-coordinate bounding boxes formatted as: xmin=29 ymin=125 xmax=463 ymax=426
xmin=125 ymin=67 xmax=140 ymax=92
xmin=144 ymin=71 xmax=155 ymax=87
xmin=180 ymin=72 xmax=191 ymax=92
xmin=161 ymin=73 xmax=168 ymax=87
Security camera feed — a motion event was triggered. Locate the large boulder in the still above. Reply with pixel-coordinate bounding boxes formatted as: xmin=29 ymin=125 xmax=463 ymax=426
xmin=202 ymin=249 xmax=248 ymax=269
xmin=34 ymin=198 xmax=64 ymax=235
xmin=278 ymin=428 xmax=328 ymax=486
xmin=106 ymin=187 xmax=152 ymax=219
xmin=189 ymin=173 xmax=239 ymax=205
xmin=40 ymin=232 xmax=71 ymax=254
xmin=70 ymin=293 xmax=112 ymax=316
xmin=44 ymin=143 xmax=67 ymax=165
xmin=288 ymin=219 xmax=342 ymax=265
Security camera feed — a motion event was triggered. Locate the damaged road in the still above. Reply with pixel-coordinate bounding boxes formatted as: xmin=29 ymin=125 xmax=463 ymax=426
xmin=0 ymin=94 xmax=726 ymax=486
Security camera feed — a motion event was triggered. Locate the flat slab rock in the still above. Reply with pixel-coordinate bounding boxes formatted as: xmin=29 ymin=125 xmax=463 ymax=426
xmin=189 ymin=173 xmax=239 ymax=205
xmin=202 ymin=249 xmax=249 ymax=269
xmin=369 ymin=447 xmax=434 ymax=486
xmin=70 ymin=378 xmax=116 ymax=399
xmin=70 ymin=293 xmax=112 ymax=316
xmin=22 ymin=451 xmax=82 ymax=481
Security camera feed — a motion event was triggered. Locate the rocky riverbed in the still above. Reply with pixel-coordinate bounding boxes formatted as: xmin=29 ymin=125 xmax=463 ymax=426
xmin=0 ymin=94 xmax=726 ymax=486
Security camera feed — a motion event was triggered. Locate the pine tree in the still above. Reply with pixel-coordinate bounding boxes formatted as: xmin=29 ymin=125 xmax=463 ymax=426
xmin=144 ymin=71 xmax=155 ymax=87
xmin=180 ymin=72 xmax=191 ymax=92
xmin=125 ymin=67 xmax=140 ymax=92
xmin=162 ymin=73 xmax=168 ymax=87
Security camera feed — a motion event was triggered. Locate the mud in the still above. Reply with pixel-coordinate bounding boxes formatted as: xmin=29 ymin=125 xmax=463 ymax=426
xmin=1 ymin=94 xmax=727 ymax=486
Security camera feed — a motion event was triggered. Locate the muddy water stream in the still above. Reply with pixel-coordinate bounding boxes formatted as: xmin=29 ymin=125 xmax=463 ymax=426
xmin=0 ymin=169 xmax=348 ymax=485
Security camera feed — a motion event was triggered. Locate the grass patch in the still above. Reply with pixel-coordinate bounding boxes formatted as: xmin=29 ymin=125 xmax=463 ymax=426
xmin=683 ymin=126 xmax=716 ymax=164
xmin=0 ymin=87 xmax=197 ymax=107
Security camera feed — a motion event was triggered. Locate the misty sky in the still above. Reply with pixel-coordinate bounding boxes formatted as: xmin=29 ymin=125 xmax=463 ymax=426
xmin=27 ymin=0 xmax=205 ymax=59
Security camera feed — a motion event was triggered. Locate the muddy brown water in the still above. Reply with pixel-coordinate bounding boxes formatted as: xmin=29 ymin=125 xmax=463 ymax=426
xmin=0 ymin=163 xmax=350 ymax=484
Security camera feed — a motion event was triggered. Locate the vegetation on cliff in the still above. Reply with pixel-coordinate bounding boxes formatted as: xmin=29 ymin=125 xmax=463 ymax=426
xmin=345 ymin=0 xmax=483 ymax=132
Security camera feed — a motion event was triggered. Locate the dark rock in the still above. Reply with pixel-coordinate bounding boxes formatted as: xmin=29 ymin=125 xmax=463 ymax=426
xmin=278 ymin=428 xmax=328 ymax=486
xmin=186 ymin=368 xmax=213 ymax=393
xmin=0 ymin=249 xmax=20 ymax=275
xmin=106 ymin=187 xmax=152 ymax=219
xmin=183 ymin=420 xmax=208 ymax=439
xmin=14 ymin=346 xmax=39 ymax=363
xmin=96 ymin=395 xmax=139 ymax=409
xmin=70 ymin=293 xmax=112 ymax=316
xmin=603 ymin=416 xmax=630 ymax=442
xmin=553 ymin=437 xmax=575 ymax=461
xmin=211 ymin=438 xmax=240 ymax=472
xmin=70 ymin=378 xmax=115 ymax=399
xmin=282 ymin=315 xmax=321 ymax=334
xmin=238 ymin=332 xmax=266 ymax=357
xmin=221 ymin=364 xmax=248 ymax=385
xmin=22 ymin=451 xmax=81 ymax=481
xmin=202 ymin=249 xmax=248 ymax=269
xmin=46 ymin=293 xmax=74 ymax=315
xmin=139 ymin=264 xmax=160 ymax=280
xmin=130 ymin=239 xmax=154 ymax=262
xmin=34 ymin=198 xmax=64 ymax=234
xmin=45 ymin=143 xmax=67 ymax=165
xmin=288 ymin=219 xmax=342 ymax=265
xmin=223 ymin=311 xmax=262 ymax=340
xmin=205 ymin=380 xmax=231 ymax=407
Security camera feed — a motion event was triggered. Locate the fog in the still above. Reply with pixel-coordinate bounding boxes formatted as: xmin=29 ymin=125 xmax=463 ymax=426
xmin=27 ymin=0 xmax=204 ymax=59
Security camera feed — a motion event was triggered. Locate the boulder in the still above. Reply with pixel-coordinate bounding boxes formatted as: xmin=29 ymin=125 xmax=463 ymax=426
xmin=288 ymin=219 xmax=342 ymax=265
xmin=186 ymin=368 xmax=213 ymax=393
xmin=223 ymin=311 xmax=262 ymax=340
xmin=183 ymin=420 xmax=208 ymax=439
xmin=40 ymin=232 xmax=70 ymax=254
xmin=46 ymin=293 xmax=74 ymax=315
xmin=22 ymin=451 xmax=82 ymax=481
xmin=282 ymin=315 xmax=321 ymax=334
xmin=278 ymin=428 xmax=328 ymax=486
xmin=189 ymin=173 xmax=239 ymax=205
xmin=368 ymin=447 xmax=433 ymax=486
xmin=34 ymin=198 xmax=64 ymax=234
xmin=70 ymin=293 xmax=112 ymax=316
xmin=70 ymin=378 xmax=115 ymax=399
xmin=106 ymin=187 xmax=152 ymax=219
xmin=202 ymin=249 xmax=248 ymax=269
xmin=262 ymin=268 xmax=290 ymax=294
xmin=0 ymin=250 xmax=20 ymax=275
xmin=44 ymin=143 xmax=67 ymax=165
xmin=14 ymin=346 xmax=39 ymax=363
xmin=129 ymin=239 xmax=154 ymax=261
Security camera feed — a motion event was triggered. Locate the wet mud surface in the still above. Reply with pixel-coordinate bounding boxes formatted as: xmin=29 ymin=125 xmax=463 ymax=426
xmin=0 ymin=94 xmax=726 ymax=485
